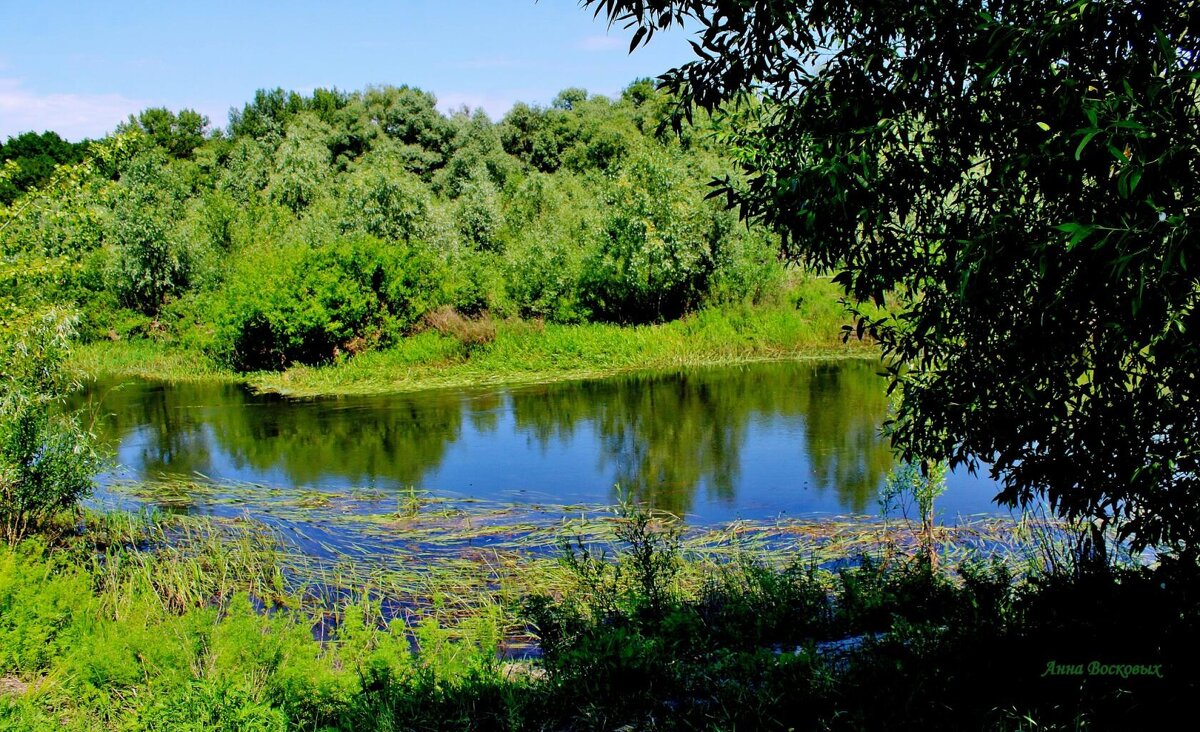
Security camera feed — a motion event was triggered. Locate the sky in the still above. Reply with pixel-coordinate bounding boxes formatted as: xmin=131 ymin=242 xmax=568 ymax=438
xmin=0 ymin=0 xmax=697 ymax=141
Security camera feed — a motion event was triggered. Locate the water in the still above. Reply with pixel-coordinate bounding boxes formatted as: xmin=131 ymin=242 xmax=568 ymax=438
xmin=76 ymin=360 xmax=1005 ymax=533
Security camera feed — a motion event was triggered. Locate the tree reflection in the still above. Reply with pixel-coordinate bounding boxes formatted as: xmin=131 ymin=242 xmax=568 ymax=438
xmin=75 ymin=360 xmax=896 ymax=516
xmin=510 ymin=361 xmax=894 ymax=515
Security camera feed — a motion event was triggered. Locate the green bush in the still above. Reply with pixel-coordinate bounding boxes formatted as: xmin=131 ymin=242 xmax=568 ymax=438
xmin=0 ymin=311 xmax=102 ymax=544
xmin=105 ymin=152 xmax=195 ymax=316
xmin=580 ymin=148 xmax=721 ymax=323
xmin=212 ymin=236 xmax=444 ymax=370
xmin=338 ymin=160 xmax=430 ymax=243
xmin=267 ymin=113 xmax=333 ymax=213
xmin=503 ymin=230 xmax=586 ymax=323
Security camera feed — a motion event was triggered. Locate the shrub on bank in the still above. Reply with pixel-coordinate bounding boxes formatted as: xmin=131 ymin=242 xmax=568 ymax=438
xmin=211 ymin=235 xmax=445 ymax=370
xmin=0 ymin=311 xmax=102 ymax=545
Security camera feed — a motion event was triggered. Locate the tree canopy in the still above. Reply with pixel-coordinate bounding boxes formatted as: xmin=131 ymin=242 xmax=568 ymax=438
xmin=1 ymin=82 xmax=788 ymax=368
xmin=583 ymin=0 xmax=1200 ymax=559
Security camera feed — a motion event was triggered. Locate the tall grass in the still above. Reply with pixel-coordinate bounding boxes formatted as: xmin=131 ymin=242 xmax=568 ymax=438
xmin=69 ymin=338 xmax=229 ymax=383
xmin=255 ymin=286 xmax=871 ymax=397
xmin=1 ymin=500 xmax=1186 ymax=730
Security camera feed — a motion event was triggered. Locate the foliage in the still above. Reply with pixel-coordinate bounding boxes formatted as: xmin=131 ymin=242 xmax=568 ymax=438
xmin=1 ymin=81 xmax=796 ymax=375
xmin=268 ymin=113 xmax=334 ymax=213
xmin=3 ymin=496 xmax=1195 ymax=729
xmin=105 ymin=151 xmax=194 ymax=315
xmin=586 ymin=0 xmax=1200 ymax=559
xmin=338 ymin=158 xmax=430 ymax=242
xmin=0 ymin=311 xmax=102 ymax=544
xmin=0 ymin=131 xmax=89 ymax=205
xmin=581 ymin=147 xmax=723 ymax=322
xmin=522 ymin=499 xmax=1196 ymax=730
xmin=212 ymin=235 xmax=443 ymax=370
xmin=117 ymin=107 xmax=210 ymax=160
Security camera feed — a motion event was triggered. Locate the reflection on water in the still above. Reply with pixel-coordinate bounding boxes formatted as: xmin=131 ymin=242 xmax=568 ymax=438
xmin=75 ymin=360 xmax=1001 ymax=523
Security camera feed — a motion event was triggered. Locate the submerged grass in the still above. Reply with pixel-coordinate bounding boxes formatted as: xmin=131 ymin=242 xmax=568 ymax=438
xmin=68 ymin=279 xmax=873 ymax=398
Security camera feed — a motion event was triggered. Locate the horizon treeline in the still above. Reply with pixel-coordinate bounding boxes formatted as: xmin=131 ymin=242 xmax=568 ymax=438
xmin=0 ymin=81 xmax=790 ymax=371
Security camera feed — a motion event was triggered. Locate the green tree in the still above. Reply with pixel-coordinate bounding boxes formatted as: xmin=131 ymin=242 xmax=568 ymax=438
xmin=0 ymin=131 xmax=89 ymax=205
xmin=586 ymin=0 xmax=1200 ymax=558
xmin=228 ymin=87 xmax=313 ymax=142
xmin=106 ymin=152 xmax=193 ymax=315
xmin=0 ymin=311 xmax=102 ymax=544
xmin=268 ymin=113 xmax=334 ymax=213
xmin=339 ymin=159 xmax=431 ymax=243
xmin=438 ymin=109 xmax=515 ymax=196
xmin=117 ymin=107 xmax=209 ymax=159
xmin=581 ymin=147 xmax=721 ymax=322
xmin=340 ymin=86 xmax=454 ymax=176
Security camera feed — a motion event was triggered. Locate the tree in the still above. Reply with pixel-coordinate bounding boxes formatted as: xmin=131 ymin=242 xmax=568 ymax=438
xmin=268 ymin=113 xmax=334 ymax=213
xmin=584 ymin=1 xmax=1200 ymax=559
xmin=107 ymin=152 xmax=192 ymax=315
xmin=118 ymin=107 xmax=209 ymax=159
xmin=0 ymin=311 xmax=102 ymax=545
xmin=0 ymin=131 xmax=89 ymax=205
xmin=581 ymin=147 xmax=721 ymax=322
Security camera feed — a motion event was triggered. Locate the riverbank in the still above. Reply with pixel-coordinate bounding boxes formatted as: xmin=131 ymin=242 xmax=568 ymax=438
xmin=0 ymin=502 xmax=1185 ymax=730
xmin=68 ymin=280 xmax=877 ymax=398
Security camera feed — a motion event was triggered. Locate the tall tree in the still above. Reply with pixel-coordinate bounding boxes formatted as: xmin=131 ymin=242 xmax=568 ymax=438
xmin=583 ymin=0 xmax=1200 ymax=559
xmin=118 ymin=107 xmax=209 ymax=159
xmin=0 ymin=131 xmax=89 ymax=205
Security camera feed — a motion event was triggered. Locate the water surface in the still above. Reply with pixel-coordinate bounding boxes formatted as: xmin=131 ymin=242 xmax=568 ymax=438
xmin=78 ymin=360 xmax=1004 ymax=530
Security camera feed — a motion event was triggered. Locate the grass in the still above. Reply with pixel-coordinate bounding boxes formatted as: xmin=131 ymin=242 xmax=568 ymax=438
xmin=68 ymin=278 xmax=876 ymax=398
xmin=0 ymin=499 xmax=1189 ymax=730
xmin=68 ymin=338 xmax=230 ymax=384
xmin=6 ymin=474 xmax=1199 ymax=730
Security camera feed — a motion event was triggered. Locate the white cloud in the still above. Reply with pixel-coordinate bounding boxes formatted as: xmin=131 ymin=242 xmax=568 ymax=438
xmin=579 ymin=34 xmax=625 ymax=52
xmin=0 ymin=78 xmax=146 ymax=140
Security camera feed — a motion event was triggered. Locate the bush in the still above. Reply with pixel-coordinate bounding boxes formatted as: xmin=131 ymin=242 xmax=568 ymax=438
xmin=580 ymin=149 xmax=721 ymax=323
xmin=338 ymin=160 xmax=430 ymax=243
xmin=212 ymin=236 xmax=444 ymax=370
xmin=423 ymin=306 xmax=496 ymax=349
xmin=106 ymin=152 xmax=194 ymax=316
xmin=0 ymin=311 xmax=103 ymax=544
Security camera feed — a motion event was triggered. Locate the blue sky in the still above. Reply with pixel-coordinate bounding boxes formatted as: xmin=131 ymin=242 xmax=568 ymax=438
xmin=0 ymin=1 xmax=696 ymax=140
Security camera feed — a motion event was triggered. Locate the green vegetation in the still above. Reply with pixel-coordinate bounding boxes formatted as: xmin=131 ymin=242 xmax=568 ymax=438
xmin=587 ymin=0 xmax=1200 ymax=561
xmin=0 ymin=501 xmax=1191 ymax=730
xmin=0 ymin=131 xmax=90 ymax=206
xmin=2 ymin=80 xmax=825 ymax=393
xmin=66 ymin=276 xmax=867 ymax=396
xmin=0 ymin=311 xmax=103 ymax=545
xmin=0 ymin=315 xmax=1189 ymax=728
xmin=7 ymin=1 xmax=1198 ymax=723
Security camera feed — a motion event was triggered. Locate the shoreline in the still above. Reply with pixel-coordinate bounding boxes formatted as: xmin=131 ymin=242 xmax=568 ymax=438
xmin=68 ymin=303 xmax=880 ymax=398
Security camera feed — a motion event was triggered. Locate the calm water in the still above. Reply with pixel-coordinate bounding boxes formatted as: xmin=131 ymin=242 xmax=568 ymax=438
xmin=76 ymin=360 xmax=1005 ymax=530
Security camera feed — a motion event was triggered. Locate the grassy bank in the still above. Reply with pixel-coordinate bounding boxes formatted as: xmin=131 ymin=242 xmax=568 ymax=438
xmin=1 ymin=500 xmax=1190 ymax=730
xmin=70 ymin=279 xmax=876 ymax=397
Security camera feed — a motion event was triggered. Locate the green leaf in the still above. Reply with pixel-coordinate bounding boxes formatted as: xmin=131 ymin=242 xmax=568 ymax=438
xmin=1074 ymin=130 xmax=1100 ymax=160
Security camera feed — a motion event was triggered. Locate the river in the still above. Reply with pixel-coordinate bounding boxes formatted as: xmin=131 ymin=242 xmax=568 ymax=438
xmin=75 ymin=360 xmax=1006 ymax=548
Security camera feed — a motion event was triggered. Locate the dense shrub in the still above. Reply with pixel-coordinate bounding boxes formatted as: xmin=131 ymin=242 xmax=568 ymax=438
xmin=213 ymin=236 xmax=444 ymax=370
xmin=0 ymin=83 xmax=792 ymax=359
xmin=268 ymin=113 xmax=334 ymax=213
xmin=0 ymin=311 xmax=102 ymax=544
xmin=106 ymin=152 xmax=196 ymax=315
xmin=338 ymin=160 xmax=430 ymax=243
xmin=580 ymin=148 xmax=723 ymax=323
